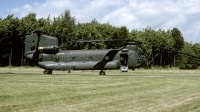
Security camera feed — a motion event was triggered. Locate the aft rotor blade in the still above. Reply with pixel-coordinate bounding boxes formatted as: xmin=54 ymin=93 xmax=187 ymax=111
xmin=76 ymin=39 xmax=131 ymax=42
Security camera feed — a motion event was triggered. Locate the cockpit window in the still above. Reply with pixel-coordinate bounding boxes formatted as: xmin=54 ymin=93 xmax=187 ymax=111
xmin=134 ymin=53 xmax=139 ymax=59
xmin=134 ymin=52 xmax=141 ymax=59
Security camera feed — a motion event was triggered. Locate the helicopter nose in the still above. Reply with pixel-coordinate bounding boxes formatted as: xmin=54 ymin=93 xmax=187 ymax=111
xmin=137 ymin=58 xmax=146 ymax=66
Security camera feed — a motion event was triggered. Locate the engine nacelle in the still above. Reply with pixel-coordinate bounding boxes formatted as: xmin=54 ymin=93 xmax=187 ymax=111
xmin=38 ymin=46 xmax=59 ymax=53
xmin=25 ymin=34 xmax=59 ymax=56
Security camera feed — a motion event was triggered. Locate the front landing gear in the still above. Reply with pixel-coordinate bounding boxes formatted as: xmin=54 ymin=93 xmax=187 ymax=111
xmin=43 ymin=69 xmax=52 ymax=74
xmin=99 ymin=70 xmax=106 ymax=75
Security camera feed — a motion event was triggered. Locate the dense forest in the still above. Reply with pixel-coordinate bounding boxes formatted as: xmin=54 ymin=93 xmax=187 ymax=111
xmin=0 ymin=10 xmax=200 ymax=69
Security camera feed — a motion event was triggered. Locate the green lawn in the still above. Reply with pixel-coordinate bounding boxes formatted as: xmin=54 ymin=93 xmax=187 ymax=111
xmin=0 ymin=67 xmax=200 ymax=112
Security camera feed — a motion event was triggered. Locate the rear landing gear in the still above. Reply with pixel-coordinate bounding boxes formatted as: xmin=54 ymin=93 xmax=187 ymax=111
xmin=99 ymin=70 xmax=106 ymax=75
xmin=43 ymin=69 xmax=52 ymax=74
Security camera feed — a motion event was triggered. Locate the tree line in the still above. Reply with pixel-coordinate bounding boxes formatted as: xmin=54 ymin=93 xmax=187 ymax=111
xmin=0 ymin=10 xmax=200 ymax=69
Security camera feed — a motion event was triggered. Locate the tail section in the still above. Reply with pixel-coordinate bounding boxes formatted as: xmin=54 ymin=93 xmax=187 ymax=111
xmin=24 ymin=33 xmax=59 ymax=62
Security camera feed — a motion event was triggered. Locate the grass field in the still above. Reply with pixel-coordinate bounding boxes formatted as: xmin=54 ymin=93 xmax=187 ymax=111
xmin=0 ymin=67 xmax=200 ymax=112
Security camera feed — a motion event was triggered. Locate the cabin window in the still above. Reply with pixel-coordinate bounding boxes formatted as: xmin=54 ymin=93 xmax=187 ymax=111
xmin=87 ymin=56 xmax=93 ymax=61
xmin=72 ymin=57 xmax=76 ymax=61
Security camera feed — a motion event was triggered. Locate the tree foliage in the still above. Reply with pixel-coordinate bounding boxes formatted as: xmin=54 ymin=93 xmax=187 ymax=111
xmin=50 ymin=10 xmax=76 ymax=50
xmin=179 ymin=42 xmax=200 ymax=69
xmin=0 ymin=15 xmax=21 ymax=66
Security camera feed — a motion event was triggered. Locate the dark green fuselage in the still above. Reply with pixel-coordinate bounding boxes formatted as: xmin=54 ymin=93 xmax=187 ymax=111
xmin=38 ymin=49 xmax=143 ymax=71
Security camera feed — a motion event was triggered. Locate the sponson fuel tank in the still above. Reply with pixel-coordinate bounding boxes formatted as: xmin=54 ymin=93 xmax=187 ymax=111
xmin=38 ymin=60 xmax=120 ymax=70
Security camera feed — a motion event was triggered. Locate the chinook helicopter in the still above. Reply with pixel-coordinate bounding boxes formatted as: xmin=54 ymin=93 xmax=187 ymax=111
xmin=24 ymin=31 xmax=146 ymax=75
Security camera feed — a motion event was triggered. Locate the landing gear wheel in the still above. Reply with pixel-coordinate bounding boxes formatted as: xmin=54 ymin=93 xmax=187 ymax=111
xmin=99 ymin=70 xmax=106 ymax=75
xmin=43 ymin=70 xmax=52 ymax=74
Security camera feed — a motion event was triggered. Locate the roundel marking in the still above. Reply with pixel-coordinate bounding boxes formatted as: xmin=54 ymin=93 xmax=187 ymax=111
xmin=105 ymin=56 xmax=109 ymax=60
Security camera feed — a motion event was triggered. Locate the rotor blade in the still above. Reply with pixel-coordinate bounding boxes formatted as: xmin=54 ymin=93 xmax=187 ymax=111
xmin=75 ymin=39 xmax=133 ymax=43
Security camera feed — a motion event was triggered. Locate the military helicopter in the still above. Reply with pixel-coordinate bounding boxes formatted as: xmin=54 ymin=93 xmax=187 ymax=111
xmin=24 ymin=31 xmax=146 ymax=75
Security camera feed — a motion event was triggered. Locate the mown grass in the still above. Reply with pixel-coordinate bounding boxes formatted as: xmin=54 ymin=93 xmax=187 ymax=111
xmin=0 ymin=67 xmax=200 ymax=112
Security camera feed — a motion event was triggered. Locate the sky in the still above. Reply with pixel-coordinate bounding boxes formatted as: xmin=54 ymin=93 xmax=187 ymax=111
xmin=1 ymin=0 xmax=200 ymax=43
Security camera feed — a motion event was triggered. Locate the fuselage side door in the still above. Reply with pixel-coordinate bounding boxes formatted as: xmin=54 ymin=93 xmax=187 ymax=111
xmin=120 ymin=49 xmax=129 ymax=72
